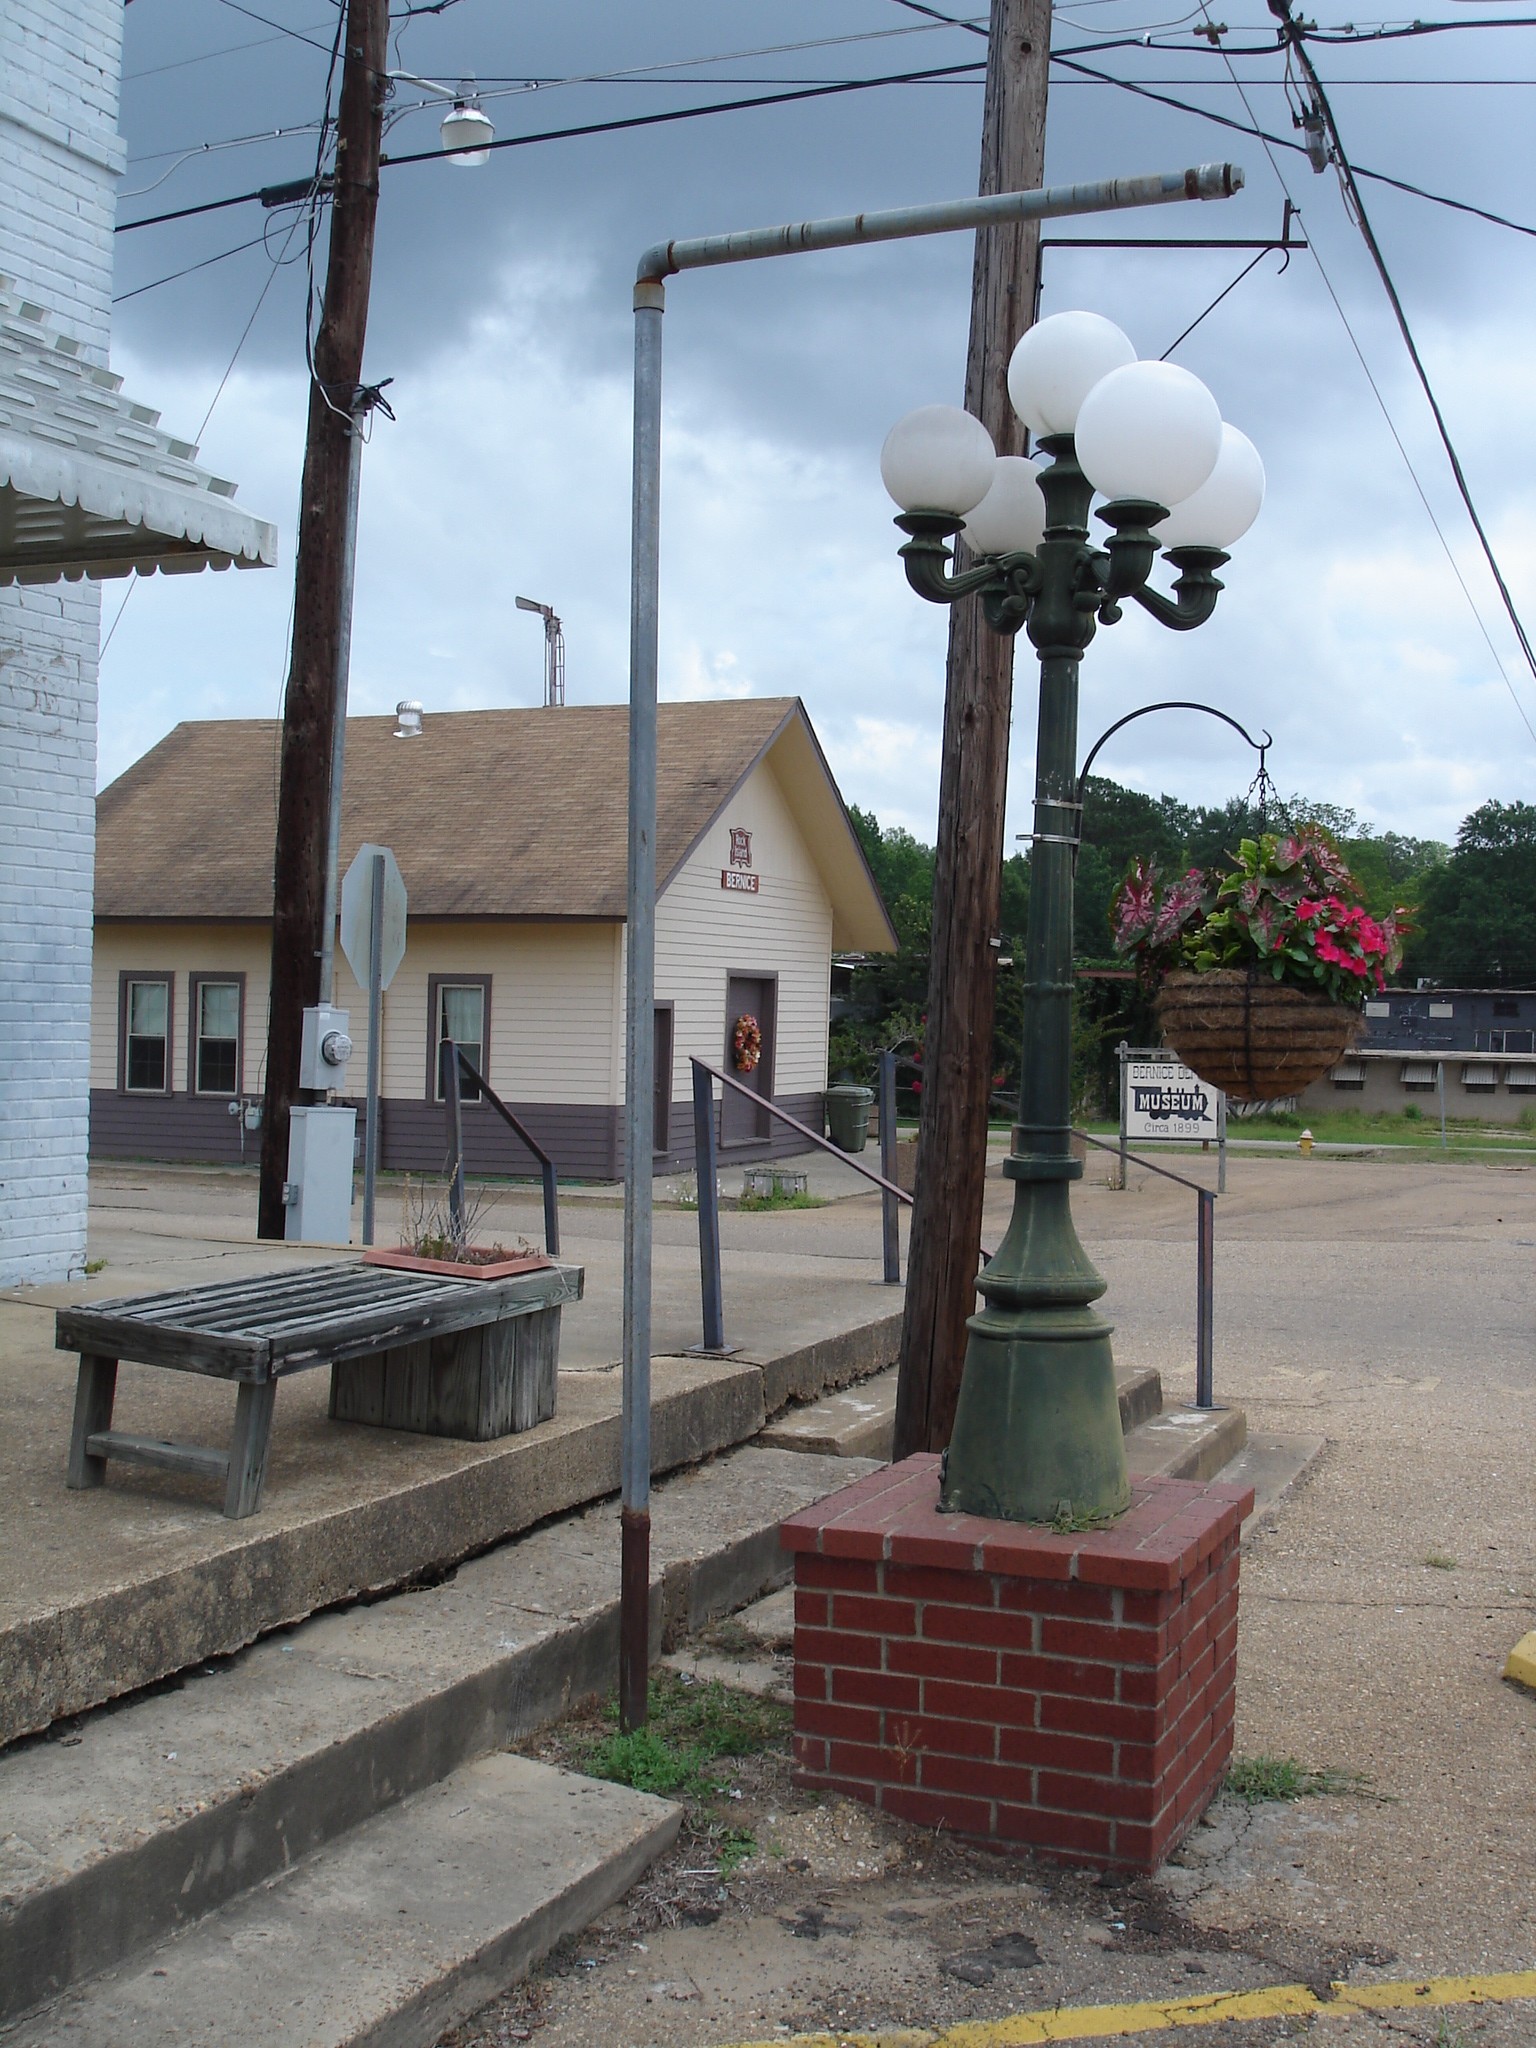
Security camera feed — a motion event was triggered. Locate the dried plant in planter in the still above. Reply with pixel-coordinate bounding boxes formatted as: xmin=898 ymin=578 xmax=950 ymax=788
xmin=1111 ymin=826 xmax=1410 ymax=1101
xmin=363 ymin=1175 xmax=551 ymax=1278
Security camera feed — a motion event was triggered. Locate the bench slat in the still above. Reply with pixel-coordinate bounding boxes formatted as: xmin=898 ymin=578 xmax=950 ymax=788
xmin=84 ymin=1263 xmax=409 ymax=1329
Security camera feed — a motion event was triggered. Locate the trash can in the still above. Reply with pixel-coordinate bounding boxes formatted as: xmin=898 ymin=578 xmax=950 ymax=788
xmin=825 ymin=1083 xmax=874 ymax=1154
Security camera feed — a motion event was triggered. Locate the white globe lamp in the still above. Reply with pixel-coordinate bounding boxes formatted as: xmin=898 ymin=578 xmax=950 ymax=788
xmin=880 ymin=405 xmax=997 ymax=516
xmin=1073 ymin=360 xmax=1223 ymax=510
xmin=961 ymin=456 xmax=1047 ymax=557
xmin=1154 ymin=423 xmax=1266 ymax=549
xmin=1006 ymin=311 xmax=1135 ymax=438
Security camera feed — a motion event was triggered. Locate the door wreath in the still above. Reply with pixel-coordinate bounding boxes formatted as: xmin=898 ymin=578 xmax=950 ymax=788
xmin=732 ymin=1013 xmax=763 ymax=1073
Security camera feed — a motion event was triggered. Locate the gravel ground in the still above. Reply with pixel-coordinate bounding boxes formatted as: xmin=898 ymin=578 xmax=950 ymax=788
xmin=440 ymin=1152 xmax=1536 ymax=2048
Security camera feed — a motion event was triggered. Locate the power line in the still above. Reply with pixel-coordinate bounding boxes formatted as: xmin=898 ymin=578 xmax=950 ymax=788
xmin=116 ymin=59 xmax=990 ymax=232
xmin=1278 ymin=2 xmax=1536 ymax=693
xmin=210 ymin=0 xmax=340 ymax=58
xmin=1047 ymin=54 xmax=1536 ymax=239
xmin=112 ymin=227 xmax=277 ymax=301
xmin=1193 ymin=0 xmax=1536 ymax=745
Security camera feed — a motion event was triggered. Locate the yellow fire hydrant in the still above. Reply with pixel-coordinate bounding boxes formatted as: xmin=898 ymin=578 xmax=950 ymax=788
xmin=1299 ymin=1128 xmax=1314 ymax=1157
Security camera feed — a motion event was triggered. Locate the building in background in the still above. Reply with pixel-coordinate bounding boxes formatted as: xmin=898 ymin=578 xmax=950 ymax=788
xmin=1300 ymin=987 xmax=1536 ymax=1122
xmin=91 ymin=699 xmax=895 ymax=1181
xmin=0 ymin=2 xmax=273 ymax=1283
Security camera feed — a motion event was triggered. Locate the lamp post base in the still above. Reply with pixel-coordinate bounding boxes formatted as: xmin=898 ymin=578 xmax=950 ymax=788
xmin=940 ymin=1311 xmax=1130 ymax=1523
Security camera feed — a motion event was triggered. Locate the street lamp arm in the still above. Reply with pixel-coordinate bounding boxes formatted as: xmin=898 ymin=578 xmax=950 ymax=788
xmin=1076 ymin=695 xmax=1270 ymax=799
xmin=894 ymin=514 xmax=1030 ymax=607
xmin=1125 ymin=545 xmax=1228 ymax=633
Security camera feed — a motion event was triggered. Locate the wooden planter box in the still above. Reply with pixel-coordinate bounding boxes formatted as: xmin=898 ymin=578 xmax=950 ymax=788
xmin=330 ymin=1264 xmax=573 ymax=1442
xmin=1155 ymin=968 xmax=1363 ymax=1103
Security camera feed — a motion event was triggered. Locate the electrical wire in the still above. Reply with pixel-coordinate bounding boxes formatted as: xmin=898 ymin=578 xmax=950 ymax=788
xmin=1193 ymin=0 xmax=1536 ymax=745
xmin=101 ymin=201 xmax=309 ymax=659
xmin=210 ymin=0 xmax=340 ymax=58
xmin=111 ymin=228 xmax=278 ymax=302
xmin=1157 ymin=246 xmax=1275 ymax=356
xmin=116 ymin=59 xmax=991 ymax=231
xmin=1278 ymin=3 xmax=1536 ymax=692
xmin=1047 ymin=54 xmax=1536 ymax=239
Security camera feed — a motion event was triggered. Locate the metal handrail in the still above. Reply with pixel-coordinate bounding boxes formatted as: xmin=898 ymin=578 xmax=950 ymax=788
xmin=1074 ymin=1125 xmax=1218 ymax=1409
xmin=689 ymin=1055 xmax=912 ymax=1353
xmin=441 ymin=1040 xmax=561 ymax=1257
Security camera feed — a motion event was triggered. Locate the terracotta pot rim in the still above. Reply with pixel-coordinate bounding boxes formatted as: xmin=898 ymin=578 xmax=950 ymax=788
xmin=362 ymin=1248 xmax=554 ymax=1281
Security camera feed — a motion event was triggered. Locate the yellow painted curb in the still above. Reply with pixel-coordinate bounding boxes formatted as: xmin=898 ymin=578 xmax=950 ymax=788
xmin=1504 ymin=1629 xmax=1536 ymax=1690
xmin=714 ymin=1969 xmax=1536 ymax=2048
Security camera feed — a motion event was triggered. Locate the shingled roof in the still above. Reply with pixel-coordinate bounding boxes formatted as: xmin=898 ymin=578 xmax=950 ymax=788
xmin=95 ymin=698 xmax=896 ymax=949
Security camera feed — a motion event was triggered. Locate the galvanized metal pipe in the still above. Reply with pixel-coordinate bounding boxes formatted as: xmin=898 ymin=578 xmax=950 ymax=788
xmin=361 ymin=848 xmax=384 ymax=1244
xmin=691 ymin=1060 xmax=725 ymax=1352
xmin=621 ymin=157 xmax=1242 ymax=1724
xmin=1196 ymin=1187 xmax=1215 ymax=1409
xmin=636 ymin=164 xmax=1241 ymax=284
xmin=878 ymin=1049 xmax=900 ymax=1285
xmin=620 ymin=283 xmax=664 ymax=1733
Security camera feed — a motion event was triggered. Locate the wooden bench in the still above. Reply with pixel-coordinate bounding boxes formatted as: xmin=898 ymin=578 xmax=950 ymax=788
xmin=57 ymin=1260 xmax=583 ymax=1520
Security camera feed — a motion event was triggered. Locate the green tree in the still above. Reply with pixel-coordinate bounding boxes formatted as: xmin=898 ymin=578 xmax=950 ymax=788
xmin=1409 ymin=801 xmax=1536 ymax=986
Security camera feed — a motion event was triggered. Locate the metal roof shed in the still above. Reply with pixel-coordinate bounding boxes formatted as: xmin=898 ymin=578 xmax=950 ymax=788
xmin=0 ymin=280 xmax=276 ymax=586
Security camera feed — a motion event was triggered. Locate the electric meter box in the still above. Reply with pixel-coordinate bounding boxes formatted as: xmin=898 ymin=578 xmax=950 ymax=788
xmin=299 ymin=1003 xmax=353 ymax=1090
xmin=284 ymin=1105 xmax=356 ymax=1245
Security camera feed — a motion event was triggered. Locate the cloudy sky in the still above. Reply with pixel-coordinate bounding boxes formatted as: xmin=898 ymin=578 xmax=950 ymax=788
xmin=105 ymin=0 xmax=1536 ymax=847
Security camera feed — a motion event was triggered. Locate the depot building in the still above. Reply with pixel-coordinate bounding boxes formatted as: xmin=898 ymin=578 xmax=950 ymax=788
xmin=90 ymin=698 xmax=896 ymax=1178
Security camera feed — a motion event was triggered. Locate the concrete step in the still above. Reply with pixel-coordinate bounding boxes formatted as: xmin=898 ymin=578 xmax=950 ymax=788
xmin=0 ymin=1444 xmax=874 ymax=2029
xmin=1218 ymin=1431 xmax=1328 ymax=1538
xmin=758 ymin=1361 xmax=1165 ymax=1462
xmin=6 ymin=1754 xmax=679 ymax=2048
xmin=1123 ymin=1401 xmax=1248 ymax=1485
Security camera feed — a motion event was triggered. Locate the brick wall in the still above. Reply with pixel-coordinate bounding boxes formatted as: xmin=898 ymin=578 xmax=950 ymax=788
xmin=0 ymin=0 xmax=121 ymax=1281
xmin=782 ymin=1457 xmax=1251 ymax=1874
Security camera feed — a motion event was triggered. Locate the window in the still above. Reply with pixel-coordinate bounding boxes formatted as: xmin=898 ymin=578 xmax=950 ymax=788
xmin=122 ymin=976 xmax=171 ymax=1092
xmin=430 ymin=977 xmax=489 ymax=1101
xmin=192 ymin=977 xmax=242 ymax=1095
xmin=1462 ymin=1064 xmax=1497 ymax=1090
xmin=1330 ymin=1059 xmax=1365 ymax=1089
xmin=1493 ymin=999 xmax=1520 ymax=1019
xmin=1401 ymin=1060 xmax=1438 ymax=1091
xmin=1492 ymin=1030 xmax=1534 ymax=1055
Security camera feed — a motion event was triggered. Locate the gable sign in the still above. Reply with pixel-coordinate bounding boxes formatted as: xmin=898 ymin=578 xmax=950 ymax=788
xmin=1124 ymin=1059 xmax=1221 ymax=1141
xmin=722 ymin=823 xmax=759 ymax=892
xmin=729 ymin=826 xmax=753 ymax=868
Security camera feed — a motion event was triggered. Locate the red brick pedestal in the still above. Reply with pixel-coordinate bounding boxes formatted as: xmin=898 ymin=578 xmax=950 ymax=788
xmin=780 ymin=1455 xmax=1253 ymax=1874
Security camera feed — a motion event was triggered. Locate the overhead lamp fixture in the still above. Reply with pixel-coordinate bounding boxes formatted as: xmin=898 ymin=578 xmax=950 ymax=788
xmin=393 ymin=699 xmax=424 ymax=738
xmin=440 ymin=101 xmax=493 ymax=165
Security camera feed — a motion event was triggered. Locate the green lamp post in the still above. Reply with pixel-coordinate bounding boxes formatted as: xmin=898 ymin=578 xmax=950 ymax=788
xmin=883 ymin=310 xmax=1265 ymax=1524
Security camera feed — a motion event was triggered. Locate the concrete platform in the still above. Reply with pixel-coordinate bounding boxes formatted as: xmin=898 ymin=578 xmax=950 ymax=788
xmin=1 ymin=1162 xmax=905 ymax=1746
xmin=5 ymin=1754 xmax=681 ymax=2048
xmin=0 ymin=1442 xmax=873 ymax=2026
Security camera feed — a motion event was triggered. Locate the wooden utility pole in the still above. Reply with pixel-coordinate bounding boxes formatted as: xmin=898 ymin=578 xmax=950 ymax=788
xmin=257 ymin=0 xmax=388 ymax=1238
xmin=893 ymin=0 xmax=1050 ymax=1455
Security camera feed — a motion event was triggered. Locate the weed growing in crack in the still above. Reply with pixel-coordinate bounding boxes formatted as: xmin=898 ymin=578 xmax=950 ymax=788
xmin=1225 ymin=1755 xmax=1373 ymax=1803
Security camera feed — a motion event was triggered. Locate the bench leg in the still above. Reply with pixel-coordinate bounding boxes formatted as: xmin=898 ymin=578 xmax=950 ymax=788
xmin=224 ymin=1379 xmax=277 ymax=1519
xmin=67 ymin=1354 xmax=118 ymax=1489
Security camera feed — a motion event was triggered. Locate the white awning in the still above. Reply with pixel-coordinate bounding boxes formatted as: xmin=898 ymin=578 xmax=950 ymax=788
xmin=1461 ymin=1063 xmax=1496 ymax=1088
xmin=1505 ymin=1064 xmax=1536 ymax=1089
xmin=1400 ymin=1060 xmax=1439 ymax=1085
xmin=0 ymin=280 xmax=275 ymax=587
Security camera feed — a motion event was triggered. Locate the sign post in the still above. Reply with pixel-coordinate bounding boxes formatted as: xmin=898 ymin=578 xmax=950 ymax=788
xmin=340 ymin=843 xmax=407 ymax=1244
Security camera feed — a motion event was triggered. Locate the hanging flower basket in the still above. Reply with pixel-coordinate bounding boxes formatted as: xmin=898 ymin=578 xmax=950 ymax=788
xmin=732 ymin=1012 xmax=763 ymax=1073
xmin=1112 ymin=825 xmax=1409 ymax=1104
xmin=1154 ymin=968 xmax=1363 ymax=1102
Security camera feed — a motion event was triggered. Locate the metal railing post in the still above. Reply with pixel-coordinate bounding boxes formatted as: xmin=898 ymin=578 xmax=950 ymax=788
xmin=1196 ymin=1186 xmax=1215 ymax=1408
xmin=878 ymin=1049 xmax=900 ymax=1284
xmin=441 ymin=1038 xmax=466 ymax=1250
xmin=691 ymin=1059 xmax=726 ymax=1351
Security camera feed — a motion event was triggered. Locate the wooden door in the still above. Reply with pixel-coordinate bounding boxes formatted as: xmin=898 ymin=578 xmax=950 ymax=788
xmin=722 ymin=975 xmax=775 ymax=1144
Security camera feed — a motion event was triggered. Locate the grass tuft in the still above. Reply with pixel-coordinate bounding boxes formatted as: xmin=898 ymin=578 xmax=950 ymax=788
xmin=1226 ymin=1754 xmax=1370 ymax=1804
xmin=1423 ymin=1551 xmax=1458 ymax=1570
xmin=737 ymin=1188 xmax=830 ymax=1212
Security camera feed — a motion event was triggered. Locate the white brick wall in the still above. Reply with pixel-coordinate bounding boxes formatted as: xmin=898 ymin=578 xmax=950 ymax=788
xmin=0 ymin=0 xmax=120 ymax=1282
